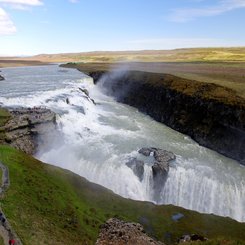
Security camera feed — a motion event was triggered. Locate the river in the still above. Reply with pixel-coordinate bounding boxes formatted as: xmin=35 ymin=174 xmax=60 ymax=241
xmin=0 ymin=65 xmax=244 ymax=222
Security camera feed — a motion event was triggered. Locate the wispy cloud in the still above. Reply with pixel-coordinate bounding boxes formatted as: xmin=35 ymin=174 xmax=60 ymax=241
xmin=0 ymin=0 xmax=43 ymax=35
xmin=69 ymin=0 xmax=79 ymax=3
xmin=169 ymin=0 xmax=245 ymax=22
xmin=0 ymin=0 xmax=43 ymax=6
xmin=0 ymin=7 xmax=16 ymax=35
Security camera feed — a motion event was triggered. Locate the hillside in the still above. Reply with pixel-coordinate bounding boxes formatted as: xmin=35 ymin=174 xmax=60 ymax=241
xmin=20 ymin=48 xmax=245 ymax=63
xmin=0 ymin=144 xmax=245 ymax=245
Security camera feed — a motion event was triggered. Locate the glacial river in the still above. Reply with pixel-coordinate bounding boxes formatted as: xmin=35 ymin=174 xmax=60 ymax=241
xmin=0 ymin=65 xmax=244 ymax=222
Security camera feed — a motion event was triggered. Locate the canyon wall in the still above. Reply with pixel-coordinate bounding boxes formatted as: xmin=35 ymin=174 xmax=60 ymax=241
xmin=89 ymin=70 xmax=245 ymax=164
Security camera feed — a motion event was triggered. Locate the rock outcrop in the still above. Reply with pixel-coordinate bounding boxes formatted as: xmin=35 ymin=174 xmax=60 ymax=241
xmin=152 ymin=149 xmax=175 ymax=180
xmin=138 ymin=147 xmax=175 ymax=181
xmin=0 ymin=75 xmax=4 ymax=81
xmin=2 ymin=107 xmax=56 ymax=154
xmin=89 ymin=70 xmax=245 ymax=165
xmin=125 ymin=148 xmax=175 ymax=200
xmin=96 ymin=218 xmax=164 ymax=245
xmin=138 ymin=148 xmax=175 ymax=200
xmin=126 ymin=158 xmax=145 ymax=181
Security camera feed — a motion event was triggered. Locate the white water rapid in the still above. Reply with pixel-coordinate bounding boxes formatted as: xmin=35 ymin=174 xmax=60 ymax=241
xmin=0 ymin=65 xmax=244 ymax=222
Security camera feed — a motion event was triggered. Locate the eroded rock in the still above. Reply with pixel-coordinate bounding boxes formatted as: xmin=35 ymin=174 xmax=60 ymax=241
xmin=96 ymin=218 xmax=164 ymax=245
xmin=0 ymin=75 xmax=4 ymax=81
xmin=138 ymin=147 xmax=175 ymax=200
xmin=126 ymin=158 xmax=145 ymax=181
xmin=138 ymin=147 xmax=175 ymax=180
xmin=2 ymin=107 xmax=56 ymax=154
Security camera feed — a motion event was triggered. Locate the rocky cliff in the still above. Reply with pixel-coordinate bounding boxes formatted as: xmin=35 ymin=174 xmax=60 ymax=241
xmin=89 ymin=70 xmax=245 ymax=164
xmin=1 ymin=107 xmax=56 ymax=154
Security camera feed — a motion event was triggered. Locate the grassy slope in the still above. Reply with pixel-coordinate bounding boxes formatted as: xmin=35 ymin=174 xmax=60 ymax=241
xmin=0 ymin=108 xmax=11 ymax=144
xmin=0 ymin=145 xmax=244 ymax=245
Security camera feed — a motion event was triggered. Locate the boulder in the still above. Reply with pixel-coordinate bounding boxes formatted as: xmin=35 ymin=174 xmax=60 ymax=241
xmin=154 ymin=149 xmax=175 ymax=163
xmin=96 ymin=218 xmax=164 ymax=245
xmin=0 ymin=75 xmax=5 ymax=81
xmin=138 ymin=147 xmax=157 ymax=156
xmin=126 ymin=158 xmax=144 ymax=181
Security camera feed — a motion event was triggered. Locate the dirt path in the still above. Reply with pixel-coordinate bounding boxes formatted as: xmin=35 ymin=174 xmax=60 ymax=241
xmin=0 ymin=162 xmax=22 ymax=245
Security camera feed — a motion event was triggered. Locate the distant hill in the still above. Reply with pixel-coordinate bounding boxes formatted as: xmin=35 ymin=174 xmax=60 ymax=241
xmin=3 ymin=47 xmax=245 ymax=63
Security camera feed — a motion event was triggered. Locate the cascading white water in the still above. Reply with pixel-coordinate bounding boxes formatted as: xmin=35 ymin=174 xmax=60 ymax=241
xmin=0 ymin=65 xmax=244 ymax=222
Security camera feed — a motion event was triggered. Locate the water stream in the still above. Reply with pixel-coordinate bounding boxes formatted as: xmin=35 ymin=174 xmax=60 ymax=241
xmin=0 ymin=65 xmax=244 ymax=222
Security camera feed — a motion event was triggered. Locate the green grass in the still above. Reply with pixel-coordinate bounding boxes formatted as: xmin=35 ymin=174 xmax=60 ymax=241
xmin=0 ymin=108 xmax=11 ymax=144
xmin=185 ymin=240 xmax=245 ymax=245
xmin=0 ymin=108 xmax=10 ymax=128
xmin=0 ymin=237 xmax=4 ymax=245
xmin=0 ymin=145 xmax=244 ymax=245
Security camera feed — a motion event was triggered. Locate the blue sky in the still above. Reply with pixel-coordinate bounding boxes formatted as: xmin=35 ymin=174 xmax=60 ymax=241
xmin=0 ymin=0 xmax=245 ymax=56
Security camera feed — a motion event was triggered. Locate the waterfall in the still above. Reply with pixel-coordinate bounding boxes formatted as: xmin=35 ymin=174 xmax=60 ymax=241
xmin=0 ymin=65 xmax=244 ymax=222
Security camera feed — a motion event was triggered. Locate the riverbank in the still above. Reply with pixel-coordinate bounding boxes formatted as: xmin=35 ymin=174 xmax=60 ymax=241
xmin=0 ymin=60 xmax=51 ymax=68
xmin=62 ymin=62 xmax=245 ymax=164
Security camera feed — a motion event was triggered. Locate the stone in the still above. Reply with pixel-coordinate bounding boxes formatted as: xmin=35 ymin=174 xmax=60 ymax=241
xmin=154 ymin=149 xmax=175 ymax=163
xmin=139 ymin=147 xmax=175 ymax=180
xmin=1 ymin=107 xmax=56 ymax=154
xmin=138 ymin=147 xmax=156 ymax=156
xmin=126 ymin=158 xmax=144 ymax=181
xmin=0 ymin=75 xmax=5 ymax=81
xmin=96 ymin=218 xmax=164 ymax=245
xmin=79 ymin=87 xmax=89 ymax=97
xmin=139 ymin=147 xmax=176 ymax=201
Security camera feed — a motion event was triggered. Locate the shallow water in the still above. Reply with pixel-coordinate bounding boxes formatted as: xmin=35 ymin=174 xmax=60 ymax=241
xmin=0 ymin=65 xmax=244 ymax=222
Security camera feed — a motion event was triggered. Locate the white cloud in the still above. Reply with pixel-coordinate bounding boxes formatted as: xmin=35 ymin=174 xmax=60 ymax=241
xmin=0 ymin=0 xmax=42 ymax=6
xmin=169 ymin=0 xmax=245 ymax=22
xmin=0 ymin=7 xmax=16 ymax=35
xmin=0 ymin=0 xmax=43 ymax=35
xmin=69 ymin=0 xmax=79 ymax=3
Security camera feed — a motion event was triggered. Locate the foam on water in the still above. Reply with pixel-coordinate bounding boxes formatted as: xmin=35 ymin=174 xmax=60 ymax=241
xmin=0 ymin=65 xmax=245 ymax=222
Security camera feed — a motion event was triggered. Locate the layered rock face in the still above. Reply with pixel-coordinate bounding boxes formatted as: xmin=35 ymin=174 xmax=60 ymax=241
xmin=90 ymin=70 xmax=245 ymax=164
xmin=96 ymin=218 xmax=164 ymax=245
xmin=2 ymin=107 xmax=56 ymax=154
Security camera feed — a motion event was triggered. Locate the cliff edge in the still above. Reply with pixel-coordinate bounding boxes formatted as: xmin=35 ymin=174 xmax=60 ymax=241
xmin=87 ymin=70 xmax=245 ymax=164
